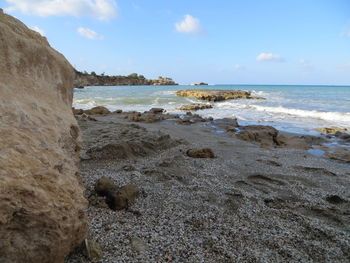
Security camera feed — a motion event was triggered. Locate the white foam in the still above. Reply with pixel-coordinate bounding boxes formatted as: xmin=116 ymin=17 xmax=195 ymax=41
xmin=253 ymin=105 xmax=350 ymax=123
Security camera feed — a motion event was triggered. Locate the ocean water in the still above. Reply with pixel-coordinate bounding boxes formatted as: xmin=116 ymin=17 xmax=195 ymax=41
xmin=73 ymin=85 xmax=350 ymax=136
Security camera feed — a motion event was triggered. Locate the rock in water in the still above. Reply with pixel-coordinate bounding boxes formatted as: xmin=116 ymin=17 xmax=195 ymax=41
xmin=176 ymin=89 xmax=263 ymax=102
xmin=0 ymin=12 xmax=87 ymax=263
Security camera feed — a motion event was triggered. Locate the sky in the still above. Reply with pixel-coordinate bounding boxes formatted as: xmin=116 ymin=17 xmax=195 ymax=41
xmin=1 ymin=0 xmax=350 ymax=85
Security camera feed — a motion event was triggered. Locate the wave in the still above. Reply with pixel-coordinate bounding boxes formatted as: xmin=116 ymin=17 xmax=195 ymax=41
xmin=253 ymin=105 xmax=350 ymax=123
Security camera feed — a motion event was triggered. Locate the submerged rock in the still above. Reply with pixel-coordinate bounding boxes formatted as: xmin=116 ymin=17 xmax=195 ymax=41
xmin=176 ymin=89 xmax=264 ymax=102
xmin=0 ymin=12 xmax=87 ymax=263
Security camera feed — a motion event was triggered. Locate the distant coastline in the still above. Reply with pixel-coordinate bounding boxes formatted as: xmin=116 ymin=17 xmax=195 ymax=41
xmin=74 ymin=71 xmax=178 ymax=88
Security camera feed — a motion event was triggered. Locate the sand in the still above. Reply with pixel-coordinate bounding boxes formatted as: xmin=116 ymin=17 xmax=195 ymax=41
xmin=66 ymin=112 xmax=350 ymax=263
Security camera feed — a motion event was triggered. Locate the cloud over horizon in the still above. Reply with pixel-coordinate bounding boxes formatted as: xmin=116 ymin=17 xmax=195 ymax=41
xmin=5 ymin=0 xmax=118 ymax=20
xmin=175 ymin=14 xmax=202 ymax=35
xmin=77 ymin=27 xmax=103 ymax=39
xmin=30 ymin=25 xmax=45 ymax=36
xmin=256 ymin=52 xmax=285 ymax=62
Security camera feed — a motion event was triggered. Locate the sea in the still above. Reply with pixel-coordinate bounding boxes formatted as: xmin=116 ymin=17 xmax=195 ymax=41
xmin=73 ymin=85 xmax=350 ymax=136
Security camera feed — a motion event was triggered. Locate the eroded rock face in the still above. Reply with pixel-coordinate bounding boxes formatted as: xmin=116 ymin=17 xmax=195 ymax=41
xmin=0 ymin=12 xmax=87 ymax=263
xmin=176 ymin=90 xmax=264 ymax=102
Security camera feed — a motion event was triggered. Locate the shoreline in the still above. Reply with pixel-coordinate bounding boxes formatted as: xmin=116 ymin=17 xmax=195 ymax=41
xmin=67 ymin=107 xmax=350 ymax=262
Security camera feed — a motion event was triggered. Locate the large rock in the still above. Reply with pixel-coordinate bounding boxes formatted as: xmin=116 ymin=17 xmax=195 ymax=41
xmin=176 ymin=89 xmax=264 ymax=102
xmin=0 ymin=11 xmax=87 ymax=263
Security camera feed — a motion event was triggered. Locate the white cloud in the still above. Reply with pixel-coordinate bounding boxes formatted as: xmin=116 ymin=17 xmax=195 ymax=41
xmin=175 ymin=14 xmax=202 ymax=35
xmin=256 ymin=52 xmax=285 ymax=62
xmin=77 ymin=27 xmax=103 ymax=40
xmin=5 ymin=0 xmax=118 ymax=20
xmin=30 ymin=25 xmax=45 ymax=36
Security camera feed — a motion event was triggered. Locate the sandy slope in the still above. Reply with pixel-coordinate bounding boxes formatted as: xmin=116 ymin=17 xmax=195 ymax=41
xmin=67 ymin=113 xmax=350 ymax=263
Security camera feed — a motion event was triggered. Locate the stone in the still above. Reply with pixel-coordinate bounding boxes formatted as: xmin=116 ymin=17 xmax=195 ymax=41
xmin=95 ymin=177 xmax=118 ymax=197
xmin=72 ymin=107 xmax=84 ymax=115
xmin=106 ymin=184 xmax=140 ymax=211
xmin=149 ymin=108 xmax=165 ymax=114
xmin=84 ymin=106 xmax=110 ymax=115
xmin=0 ymin=12 xmax=87 ymax=263
xmin=130 ymin=237 xmax=148 ymax=253
xmin=187 ymin=148 xmax=215 ymax=158
xmin=113 ymin=109 xmax=123 ymax=114
xmin=235 ymin=125 xmax=284 ymax=148
xmin=84 ymin=239 xmax=103 ymax=261
xmin=176 ymin=89 xmax=263 ymax=102
xmin=178 ymin=103 xmax=213 ymax=111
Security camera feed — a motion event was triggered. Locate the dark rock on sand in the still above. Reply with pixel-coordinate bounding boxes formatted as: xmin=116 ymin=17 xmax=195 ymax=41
xmin=95 ymin=177 xmax=118 ymax=197
xmin=176 ymin=89 xmax=264 ymax=102
xmin=80 ymin=120 xmax=183 ymax=160
xmin=187 ymin=148 xmax=215 ymax=158
xmin=106 ymin=184 xmax=140 ymax=210
xmin=235 ymin=125 xmax=284 ymax=148
xmin=178 ymin=103 xmax=213 ymax=111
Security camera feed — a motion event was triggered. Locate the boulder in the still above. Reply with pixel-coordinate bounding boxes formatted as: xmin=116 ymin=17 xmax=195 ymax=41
xmin=187 ymin=148 xmax=215 ymax=158
xmin=106 ymin=184 xmax=140 ymax=210
xmin=84 ymin=106 xmax=110 ymax=115
xmin=149 ymin=108 xmax=164 ymax=114
xmin=176 ymin=89 xmax=263 ymax=102
xmin=94 ymin=177 xmax=118 ymax=197
xmin=0 ymin=12 xmax=87 ymax=263
xmin=235 ymin=125 xmax=284 ymax=148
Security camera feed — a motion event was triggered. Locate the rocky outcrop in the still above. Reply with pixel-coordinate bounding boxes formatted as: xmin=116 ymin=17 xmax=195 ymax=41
xmin=74 ymin=72 xmax=178 ymax=88
xmin=0 ymin=11 xmax=87 ymax=263
xmin=176 ymin=90 xmax=264 ymax=102
xmin=235 ymin=126 xmax=284 ymax=148
xmin=191 ymin=82 xmax=208 ymax=86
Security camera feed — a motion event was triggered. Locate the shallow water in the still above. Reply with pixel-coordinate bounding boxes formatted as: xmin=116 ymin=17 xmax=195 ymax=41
xmin=73 ymin=84 xmax=350 ymax=136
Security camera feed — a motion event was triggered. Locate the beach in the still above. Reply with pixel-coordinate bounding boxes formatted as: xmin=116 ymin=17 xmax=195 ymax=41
xmin=66 ymin=109 xmax=350 ymax=262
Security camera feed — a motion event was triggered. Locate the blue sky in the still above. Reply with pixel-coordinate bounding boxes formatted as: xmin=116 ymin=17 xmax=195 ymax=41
xmin=1 ymin=0 xmax=350 ymax=85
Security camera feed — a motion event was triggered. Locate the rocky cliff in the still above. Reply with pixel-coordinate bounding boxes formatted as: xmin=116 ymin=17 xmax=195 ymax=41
xmin=0 ymin=10 xmax=87 ymax=263
xmin=74 ymin=71 xmax=178 ymax=88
